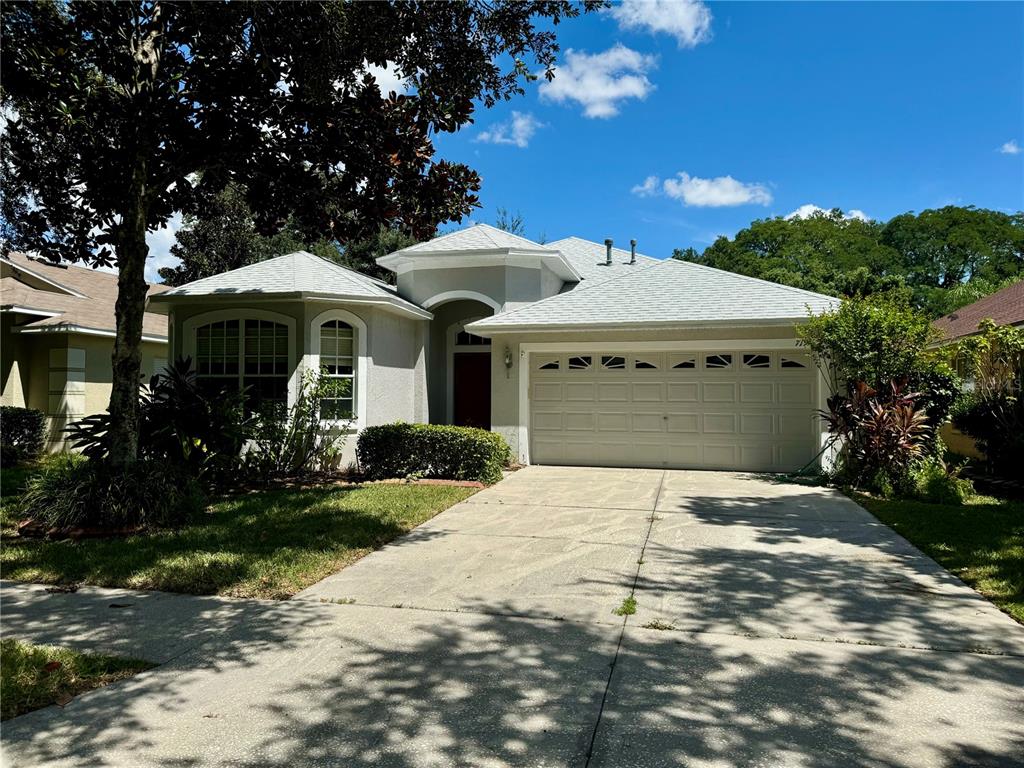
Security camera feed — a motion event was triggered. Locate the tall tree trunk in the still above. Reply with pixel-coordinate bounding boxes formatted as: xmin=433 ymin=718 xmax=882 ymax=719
xmin=107 ymin=1 xmax=163 ymax=468
xmin=108 ymin=160 xmax=150 ymax=468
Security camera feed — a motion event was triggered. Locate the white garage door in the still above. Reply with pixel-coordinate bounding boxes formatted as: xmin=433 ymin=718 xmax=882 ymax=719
xmin=529 ymin=350 xmax=819 ymax=472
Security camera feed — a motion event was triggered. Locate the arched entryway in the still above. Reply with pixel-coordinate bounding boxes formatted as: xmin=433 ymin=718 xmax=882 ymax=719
xmin=423 ymin=297 xmax=496 ymax=427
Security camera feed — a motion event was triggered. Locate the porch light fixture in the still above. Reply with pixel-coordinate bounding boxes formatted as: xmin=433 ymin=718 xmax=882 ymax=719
xmin=504 ymin=346 xmax=513 ymax=376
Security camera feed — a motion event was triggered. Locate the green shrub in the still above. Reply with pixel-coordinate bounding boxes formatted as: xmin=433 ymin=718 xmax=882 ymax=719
xmin=357 ymin=423 xmax=511 ymax=485
xmin=909 ymin=454 xmax=975 ymax=505
xmin=1 ymin=406 xmax=46 ymax=467
xmin=20 ymin=454 xmax=205 ymax=531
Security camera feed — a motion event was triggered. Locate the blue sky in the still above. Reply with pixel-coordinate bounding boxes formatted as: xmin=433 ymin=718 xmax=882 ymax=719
xmin=434 ymin=0 xmax=1024 ymax=258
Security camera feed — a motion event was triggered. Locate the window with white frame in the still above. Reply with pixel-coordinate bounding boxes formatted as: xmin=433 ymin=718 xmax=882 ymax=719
xmin=195 ymin=319 xmax=289 ymax=413
xmin=318 ymin=320 xmax=355 ymax=420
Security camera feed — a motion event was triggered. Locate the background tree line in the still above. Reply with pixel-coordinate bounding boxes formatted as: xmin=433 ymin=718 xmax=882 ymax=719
xmin=674 ymin=206 xmax=1023 ymax=318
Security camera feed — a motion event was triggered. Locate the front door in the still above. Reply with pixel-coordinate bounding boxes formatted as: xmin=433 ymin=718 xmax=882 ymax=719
xmin=453 ymin=352 xmax=491 ymax=429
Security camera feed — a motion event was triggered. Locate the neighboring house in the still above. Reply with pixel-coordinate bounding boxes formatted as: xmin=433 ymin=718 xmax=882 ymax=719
xmin=1 ymin=252 xmax=169 ymax=451
xmin=932 ymin=279 xmax=1024 ymax=344
xmin=151 ymin=224 xmax=839 ymax=472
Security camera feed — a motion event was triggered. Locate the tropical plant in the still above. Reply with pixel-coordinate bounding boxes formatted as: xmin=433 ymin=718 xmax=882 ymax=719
xmin=244 ymin=370 xmax=354 ymax=479
xmin=66 ymin=357 xmax=253 ymax=485
xmin=822 ymin=381 xmax=931 ymax=493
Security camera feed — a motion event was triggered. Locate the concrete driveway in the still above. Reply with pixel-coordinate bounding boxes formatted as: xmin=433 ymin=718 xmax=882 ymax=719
xmin=3 ymin=467 xmax=1023 ymax=767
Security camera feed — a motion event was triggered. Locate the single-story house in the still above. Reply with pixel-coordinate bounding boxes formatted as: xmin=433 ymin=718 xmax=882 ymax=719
xmin=150 ymin=224 xmax=839 ymax=472
xmin=1 ymin=252 xmax=169 ymax=450
xmin=933 ymin=279 xmax=1024 ymax=344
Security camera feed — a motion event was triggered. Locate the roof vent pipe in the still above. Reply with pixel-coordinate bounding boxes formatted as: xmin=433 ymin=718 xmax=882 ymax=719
xmin=604 ymin=238 xmax=613 ymax=266
xmin=630 ymin=239 xmax=637 ymax=265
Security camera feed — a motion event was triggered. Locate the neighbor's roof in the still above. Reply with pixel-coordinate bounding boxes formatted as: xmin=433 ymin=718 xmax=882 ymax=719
xmin=467 ymin=258 xmax=840 ymax=333
xmin=545 ymin=237 xmax=660 ymax=282
xmin=1 ymin=252 xmax=169 ymax=340
xmin=933 ymin=280 xmax=1024 ymax=342
xmin=152 ymin=251 xmax=431 ymax=319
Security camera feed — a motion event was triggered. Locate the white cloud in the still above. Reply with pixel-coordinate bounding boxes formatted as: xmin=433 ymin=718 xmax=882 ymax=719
xmin=540 ymin=44 xmax=656 ymax=119
xmin=609 ymin=0 xmax=712 ymax=48
xmin=635 ymin=172 xmax=772 ymax=207
xmin=631 ymin=175 xmax=661 ymax=197
xmin=363 ymin=61 xmax=409 ymax=96
xmin=475 ymin=111 xmax=544 ymax=148
xmin=785 ymin=204 xmax=870 ymax=222
xmin=998 ymin=139 xmax=1021 ymax=155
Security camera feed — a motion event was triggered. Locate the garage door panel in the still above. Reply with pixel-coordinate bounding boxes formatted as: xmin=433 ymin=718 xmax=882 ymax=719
xmin=533 ymin=382 xmax=562 ymax=401
xmin=632 ymin=382 xmax=664 ymax=402
xmin=564 ymin=411 xmax=595 ymax=431
xmin=779 ymin=382 xmax=813 ymax=404
xmin=530 ymin=349 xmax=817 ymax=472
xmin=703 ymin=382 xmax=736 ymax=402
xmin=703 ymin=413 xmax=737 ymax=434
xmin=565 ymin=382 xmax=595 ymax=401
xmin=740 ymin=413 xmax=774 ymax=435
xmin=632 ymin=413 xmax=665 ymax=432
xmin=597 ymin=382 xmax=629 ymax=402
xmin=740 ymin=382 xmax=774 ymax=404
xmin=597 ymin=412 xmax=630 ymax=432
xmin=667 ymin=382 xmax=699 ymax=402
xmin=666 ymin=413 xmax=699 ymax=433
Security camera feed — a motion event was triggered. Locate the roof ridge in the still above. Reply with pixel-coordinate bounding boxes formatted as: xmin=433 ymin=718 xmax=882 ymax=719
xmin=663 ymin=256 xmax=839 ymax=303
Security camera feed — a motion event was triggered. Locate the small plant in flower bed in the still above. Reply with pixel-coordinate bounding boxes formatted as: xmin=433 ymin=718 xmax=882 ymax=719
xmin=19 ymin=454 xmax=204 ymax=534
xmin=357 ymin=423 xmax=511 ymax=485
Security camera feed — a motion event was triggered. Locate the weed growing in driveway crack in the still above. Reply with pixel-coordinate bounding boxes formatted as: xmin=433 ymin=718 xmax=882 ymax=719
xmin=642 ymin=619 xmax=675 ymax=631
xmin=613 ymin=596 xmax=637 ymax=616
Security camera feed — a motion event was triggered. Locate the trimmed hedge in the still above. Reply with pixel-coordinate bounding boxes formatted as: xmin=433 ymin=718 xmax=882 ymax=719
xmin=1 ymin=406 xmax=46 ymax=468
xmin=357 ymin=423 xmax=511 ymax=485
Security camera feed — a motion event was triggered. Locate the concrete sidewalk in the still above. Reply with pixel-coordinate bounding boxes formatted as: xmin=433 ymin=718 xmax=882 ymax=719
xmin=3 ymin=467 xmax=1023 ymax=767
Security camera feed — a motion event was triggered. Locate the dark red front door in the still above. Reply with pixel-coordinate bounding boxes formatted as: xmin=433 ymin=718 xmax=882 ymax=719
xmin=453 ymin=352 xmax=491 ymax=429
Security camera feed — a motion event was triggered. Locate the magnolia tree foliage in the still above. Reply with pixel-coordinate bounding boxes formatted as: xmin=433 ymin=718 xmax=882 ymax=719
xmin=1 ymin=0 xmax=597 ymax=465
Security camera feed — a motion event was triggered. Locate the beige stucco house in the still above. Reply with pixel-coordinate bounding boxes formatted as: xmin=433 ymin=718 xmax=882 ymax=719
xmin=1 ymin=252 xmax=169 ymax=450
xmin=151 ymin=224 xmax=839 ymax=472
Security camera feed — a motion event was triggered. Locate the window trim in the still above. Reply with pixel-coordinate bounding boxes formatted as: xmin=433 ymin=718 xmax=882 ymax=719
xmin=183 ymin=309 xmax=298 ymax=408
xmin=310 ymin=308 xmax=367 ymax=429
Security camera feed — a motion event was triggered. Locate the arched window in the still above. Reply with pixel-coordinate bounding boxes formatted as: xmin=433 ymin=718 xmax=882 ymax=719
xmin=195 ymin=318 xmax=289 ymax=413
xmin=318 ymin=319 xmax=355 ymax=420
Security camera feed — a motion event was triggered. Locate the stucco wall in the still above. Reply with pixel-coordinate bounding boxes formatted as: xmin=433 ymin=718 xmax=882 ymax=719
xmin=486 ymin=324 xmax=816 ymax=462
xmin=168 ymin=298 xmax=427 ymax=467
xmin=397 ymin=263 xmax=564 ymax=313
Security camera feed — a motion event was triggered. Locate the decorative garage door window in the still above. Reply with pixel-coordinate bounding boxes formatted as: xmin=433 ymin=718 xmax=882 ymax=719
xmin=536 ymin=356 xmax=560 ymax=371
xmin=669 ymin=354 xmax=696 ymax=369
xmin=705 ymin=353 xmax=733 ymax=369
xmin=568 ymin=355 xmax=592 ymax=370
xmin=319 ymin=320 xmax=356 ymax=420
xmin=634 ymin=357 xmax=660 ymax=370
xmin=601 ymin=355 xmax=626 ymax=370
xmin=196 ymin=319 xmax=288 ymax=413
xmin=743 ymin=353 xmax=771 ymax=369
xmin=781 ymin=355 xmax=809 ymax=368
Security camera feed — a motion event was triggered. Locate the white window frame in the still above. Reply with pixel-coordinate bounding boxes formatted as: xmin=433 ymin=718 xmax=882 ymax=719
xmin=310 ymin=308 xmax=367 ymax=429
xmin=183 ymin=309 xmax=298 ymax=407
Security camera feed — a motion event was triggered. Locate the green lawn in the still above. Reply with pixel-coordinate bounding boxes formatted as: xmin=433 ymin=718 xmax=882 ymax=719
xmin=2 ymin=481 xmax=475 ymax=599
xmin=1 ymin=638 xmax=153 ymax=720
xmin=854 ymin=493 xmax=1024 ymax=624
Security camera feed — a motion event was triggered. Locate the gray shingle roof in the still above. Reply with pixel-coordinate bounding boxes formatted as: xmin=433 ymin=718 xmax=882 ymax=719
xmin=546 ymin=237 xmax=660 ymax=283
xmin=468 ymin=258 xmax=840 ymax=332
xmin=154 ymin=251 xmax=429 ymax=318
xmin=400 ymin=223 xmax=553 ymax=254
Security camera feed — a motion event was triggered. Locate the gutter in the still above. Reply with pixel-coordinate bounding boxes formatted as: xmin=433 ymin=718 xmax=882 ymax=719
xmin=13 ymin=322 xmax=168 ymax=344
xmin=149 ymin=290 xmax=433 ymax=321
xmin=466 ymin=317 xmax=805 ymax=337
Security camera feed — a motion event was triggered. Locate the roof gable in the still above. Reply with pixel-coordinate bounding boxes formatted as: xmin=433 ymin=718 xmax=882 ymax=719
xmin=468 ymin=258 xmax=839 ymax=332
xmin=400 ymin=223 xmax=550 ymax=254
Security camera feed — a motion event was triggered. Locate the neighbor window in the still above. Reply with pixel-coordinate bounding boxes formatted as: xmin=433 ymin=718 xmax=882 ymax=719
xmin=318 ymin=320 xmax=356 ymax=420
xmin=195 ymin=318 xmax=288 ymax=413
